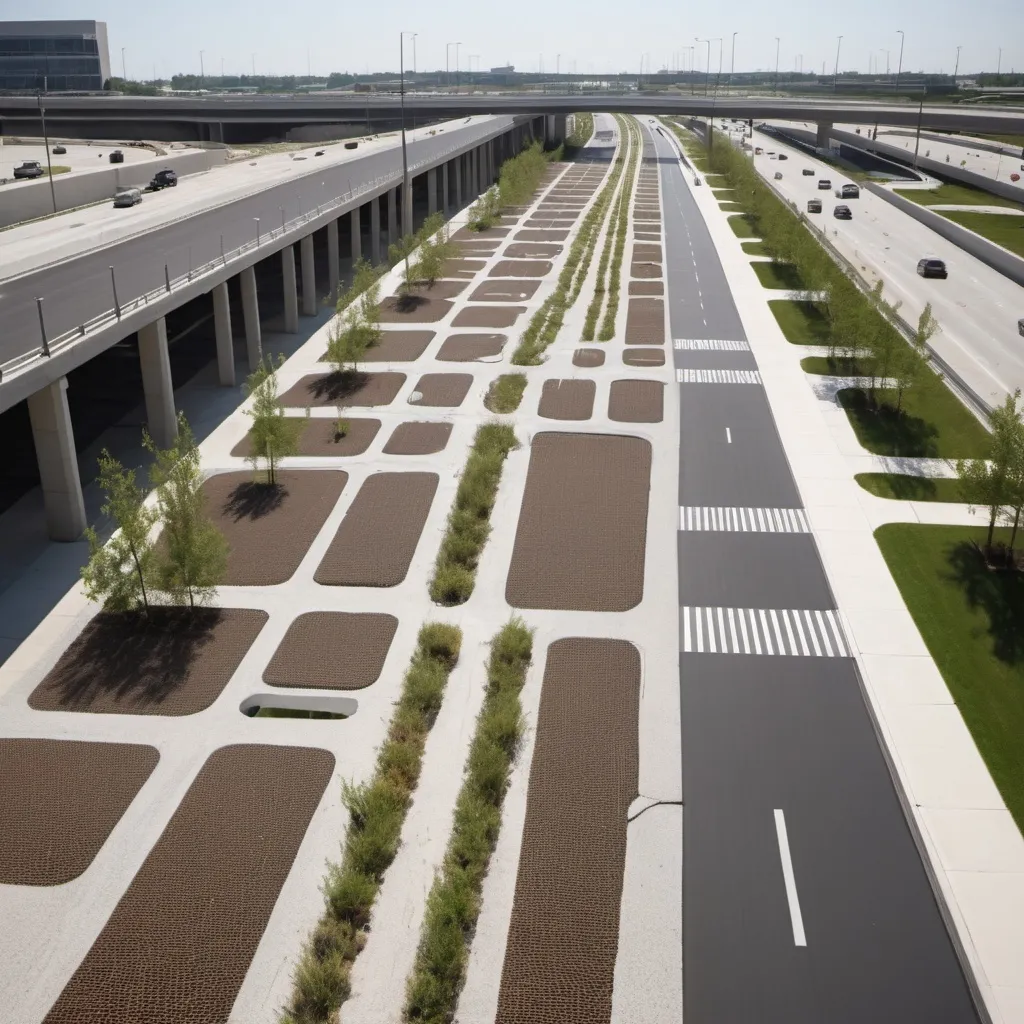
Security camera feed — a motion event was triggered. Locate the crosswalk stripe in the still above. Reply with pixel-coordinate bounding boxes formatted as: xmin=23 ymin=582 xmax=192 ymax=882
xmin=679 ymin=506 xmax=811 ymax=532
xmin=681 ymin=607 xmax=852 ymax=657
xmin=677 ymin=368 xmax=763 ymax=384
xmin=674 ymin=338 xmax=751 ymax=351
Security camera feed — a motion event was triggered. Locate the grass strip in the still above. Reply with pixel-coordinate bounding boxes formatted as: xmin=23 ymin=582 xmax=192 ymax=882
xmin=282 ymin=622 xmax=463 ymax=1024
xmin=565 ymin=112 xmax=595 ymax=153
xmin=751 ymin=261 xmax=807 ymax=290
xmin=937 ymin=209 xmax=1024 ymax=258
xmin=768 ymin=299 xmax=832 ymax=344
xmin=429 ymin=424 xmax=519 ymax=605
xmin=727 ymin=214 xmax=758 ymax=238
xmin=484 ymin=373 xmax=527 ymax=413
xmin=855 ymin=473 xmax=972 ymax=502
xmin=875 ymin=524 xmax=1024 ymax=835
xmin=469 ymin=142 xmax=557 ymax=230
xmin=894 ymin=181 xmax=1024 ymax=212
xmin=403 ymin=619 xmax=534 ymax=1022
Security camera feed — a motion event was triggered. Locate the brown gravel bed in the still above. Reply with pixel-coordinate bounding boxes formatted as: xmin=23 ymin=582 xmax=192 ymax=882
xmin=409 ymin=373 xmax=473 ymax=407
xmin=625 ymin=298 xmax=666 ymax=345
xmin=383 ymin=421 xmax=453 ymax=454
xmin=537 ymin=379 xmax=596 ymax=421
xmin=632 ymin=244 xmax=663 ymax=262
xmin=280 ymin=371 xmax=405 ymax=408
xmin=634 ymin=231 xmax=661 ymax=241
xmin=513 ymin=230 xmax=569 ymax=242
xmin=628 ymin=281 xmax=664 ymax=296
xmin=232 ymin=418 xmax=380 ymax=458
xmin=264 ymin=612 xmax=397 ymax=689
xmin=622 ymin=347 xmax=666 ymax=367
xmin=437 ymin=334 xmax=507 ymax=361
xmin=488 ymin=260 xmax=553 ymax=278
xmin=572 ymin=348 xmax=605 ymax=367
xmin=452 ymin=306 xmax=525 ymax=329
xmin=440 ymin=258 xmax=486 ymax=279
xmin=315 ymin=472 xmax=438 ymax=586
xmin=630 ymin=261 xmax=662 ymax=279
xmin=29 ymin=608 xmax=268 ymax=715
xmin=454 ymin=240 xmax=500 ymax=254
xmin=609 ymin=380 xmax=665 ymax=423
xmin=494 ymin=638 xmax=640 ymax=1024
xmin=504 ymin=242 xmax=562 ymax=259
xmin=387 ymin=281 xmax=467 ymax=302
xmin=42 ymin=744 xmax=334 ymax=1024
xmin=452 ymin=226 xmax=510 ymax=240
xmin=318 ymin=330 xmax=434 ymax=364
xmin=205 ymin=470 xmax=347 ymax=585
xmin=506 ymin=433 xmax=651 ymax=611
xmin=379 ymin=295 xmax=453 ymax=323
xmin=0 ymin=739 xmax=159 ymax=884
xmin=470 ymin=280 xmax=541 ymax=302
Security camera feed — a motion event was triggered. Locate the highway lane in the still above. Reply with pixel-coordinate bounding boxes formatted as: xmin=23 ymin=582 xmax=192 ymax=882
xmin=754 ymin=123 xmax=1024 ymax=407
xmin=0 ymin=115 xmax=513 ymax=368
xmin=648 ymin=118 xmax=980 ymax=1022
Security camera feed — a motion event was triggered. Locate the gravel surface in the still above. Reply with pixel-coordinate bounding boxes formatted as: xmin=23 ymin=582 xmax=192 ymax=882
xmin=408 ymin=373 xmax=473 ymax=407
xmin=383 ymin=421 xmax=453 ymax=454
xmin=572 ymin=349 xmax=606 ymax=367
xmin=437 ymin=334 xmax=507 ymax=361
xmin=608 ymin=380 xmax=665 ymax=423
xmin=537 ymin=379 xmax=596 ymax=420
xmin=452 ymin=306 xmax=526 ymax=329
xmin=624 ymin=298 xmax=666 ymax=345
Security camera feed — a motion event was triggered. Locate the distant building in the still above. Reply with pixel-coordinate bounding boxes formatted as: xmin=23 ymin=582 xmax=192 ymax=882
xmin=0 ymin=20 xmax=110 ymax=92
xmin=490 ymin=65 xmax=515 ymax=74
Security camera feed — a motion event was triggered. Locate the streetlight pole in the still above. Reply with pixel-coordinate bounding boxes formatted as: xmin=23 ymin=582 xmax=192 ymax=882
xmin=399 ymin=32 xmax=413 ymax=261
xmin=688 ymin=45 xmax=695 ymax=95
xmin=912 ymin=87 xmax=926 ymax=168
xmin=834 ymin=35 xmax=843 ymax=92
xmin=199 ymin=50 xmax=205 ymax=87
xmin=730 ymin=32 xmax=737 ymax=88
xmin=953 ymin=45 xmax=961 ymax=87
xmin=774 ymin=37 xmax=780 ymax=94
xmin=455 ymin=42 xmax=461 ymax=89
xmin=37 ymin=80 xmax=57 ymax=215
xmin=121 ymin=47 xmax=127 ymax=82
xmin=412 ymin=33 xmax=417 ymax=75
xmin=696 ymin=37 xmax=711 ymax=97
xmin=997 ymin=47 xmax=1002 ymax=77
xmin=894 ymin=30 xmax=904 ymax=93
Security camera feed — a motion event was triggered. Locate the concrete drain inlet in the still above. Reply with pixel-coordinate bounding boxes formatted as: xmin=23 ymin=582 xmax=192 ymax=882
xmin=240 ymin=692 xmax=357 ymax=720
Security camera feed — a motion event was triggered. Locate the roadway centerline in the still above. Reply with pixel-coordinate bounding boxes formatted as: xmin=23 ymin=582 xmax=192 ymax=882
xmin=773 ymin=809 xmax=808 ymax=947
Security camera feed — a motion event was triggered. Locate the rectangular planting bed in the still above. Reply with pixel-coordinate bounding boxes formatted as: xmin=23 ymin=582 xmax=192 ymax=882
xmin=625 ymin=298 xmax=665 ymax=345
xmin=408 ymin=373 xmax=473 ymax=407
xmin=452 ymin=307 xmax=525 ymax=329
xmin=279 ymin=372 xmax=405 ymax=408
xmin=321 ymin=330 xmax=434 ymax=363
xmin=437 ymin=334 xmax=507 ymax=362
xmin=232 ymin=418 xmax=381 ymax=459
xmin=506 ymin=433 xmax=651 ymax=611
xmin=469 ymin=281 xmax=541 ymax=302
xmin=537 ymin=379 xmax=596 ymax=420
xmin=608 ymin=380 xmax=665 ymax=423
xmin=383 ymin=421 xmax=453 ymax=455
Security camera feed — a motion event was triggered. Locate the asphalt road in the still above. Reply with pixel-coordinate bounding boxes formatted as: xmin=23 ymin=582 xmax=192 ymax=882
xmin=647 ymin=118 xmax=980 ymax=1022
xmin=0 ymin=115 xmax=512 ymax=369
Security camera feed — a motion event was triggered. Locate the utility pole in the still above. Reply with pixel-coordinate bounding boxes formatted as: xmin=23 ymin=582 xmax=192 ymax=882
xmin=121 ymin=47 xmax=126 ymax=82
xmin=37 ymin=79 xmax=57 ymax=215
xmin=953 ymin=45 xmax=961 ymax=87
xmin=730 ymin=32 xmax=737 ymax=88
xmin=997 ymin=47 xmax=1002 ymax=77
xmin=894 ymin=30 xmax=904 ymax=93
xmin=399 ymin=32 xmax=412 ymax=264
xmin=834 ymin=35 xmax=843 ymax=92
xmin=696 ymin=37 xmax=711 ymax=97
xmin=455 ymin=41 xmax=461 ymax=89
xmin=199 ymin=50 xmax=205 ymax=87
xmin=774 ymin=37 xmax=780 ymax=94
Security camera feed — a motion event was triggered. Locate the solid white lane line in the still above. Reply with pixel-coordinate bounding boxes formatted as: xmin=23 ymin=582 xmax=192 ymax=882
xmin=726 ymin=427 xmax=732 ymax=443
xmin=774 ymin=809 xmax=808 ymax=947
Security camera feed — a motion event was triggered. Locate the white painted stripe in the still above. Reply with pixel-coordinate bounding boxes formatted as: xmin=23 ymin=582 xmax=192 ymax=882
xmin=770 ymin=609 xmax=786 ymax=654
xmin=677 ymin=368 xmax=763 ymax=384
xmin=760 ymin=609 xmax=774 ymax=655
xmin=706 ymin=607 xmax=717 ymax=653
xmin=782 ymin=610 xmax=799 ymax=655
xmin=725 ymin=427 xmax=732 ymax=444
xmin=695 ymin=607 xmax=704 ymax=653
xmin=749 ymin=609 xmax=762 ymax=654
xmin=681 ymin=608 xmax=848 ymax=657
xmin=774 ymin=809 xmax=808 ymax=947
xmin=738 ymin=608 xmax=751 ymax=654
xmin=825 ymin=610 xmax=848 ymax=657
xmin=805 ymin=611 xmax=822 ymax=656
xmin=791 ymin=610 xmax=810 ymax=656
xmin=727 ymin=607 xmax=739 ymax=651
xmin=678 ymin=507 xmax=812 ymax=533
xmin=815 ymin=610 xmax=834 ymax=657
xmin=717 ymin=607 xmax=727 ymax=653
xmin=683 ymin=606 xmax=691 ymax=652
xmin=673 ymin=338 xmax=751 ymax=351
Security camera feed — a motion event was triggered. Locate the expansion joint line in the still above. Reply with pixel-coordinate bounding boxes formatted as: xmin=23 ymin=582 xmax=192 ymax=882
xmin=627 ymin=798 xmax=684 ymax=824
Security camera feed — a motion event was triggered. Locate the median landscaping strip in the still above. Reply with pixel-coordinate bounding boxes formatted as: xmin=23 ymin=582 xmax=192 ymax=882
xmin=855 ymin=473 xmax=970 ymax=502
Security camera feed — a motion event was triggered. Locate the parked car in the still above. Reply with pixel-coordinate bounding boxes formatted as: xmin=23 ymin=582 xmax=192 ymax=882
xmin=833 ymin=204 xmax=852 ymax=219
xmin=113 ymin=187 xmax=143 ymax=208
xmin=314 ymin=149 xmax=325 ymax=156
xmin=807 ymin=198 xmax=822 ymax=213
xmin=52 ymin=144 xmax=67 ymax=155
xmin=13 ymin=160 xmax=43 ymax=179
xmin=109 ymin=149 xmax=124 ymax=164
xmin=774 ymin=171 xmax=783 ymax=180
xmin=148 ymin=168 xmax=177 ymax=190
xmin=693 ymin=176 xmax=702 ymax=186
xmin=1018 ymin=317 xmax=1024 ymax=337
xmin=344 ymin=141 xmax=358 ymax=150
xmin=778 ymin=153 xmax=788 ymax=161
xmin=818 ymin=179 xmax=832 ymax=190
xmin=754 ymin=146 xmax=763 ymax=155
xmin=917 ymin=258 xmax=948 ymax=279
xmin=835 ymin=183 xmax=860 ymax=198
xmin=802 ymin=168 xmax=815 ymax=176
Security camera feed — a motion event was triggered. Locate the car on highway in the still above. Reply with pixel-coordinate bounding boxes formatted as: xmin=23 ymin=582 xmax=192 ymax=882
xmin=52 ymin=145 xmax=67 ymax=155
xmin=833 ymin=204 xmax=852 ymax=219
xmin=315 ymin=150 xmax=325 ymax=157
xmin=817 ymin=179 xmax=832 ymax=190
xmin=835 ymin=183 xmax=860 ymax=199
xmin=13 ymin=160 xmax=44 ymax=179
xmin=917 ymin=258 xmax=948 ymax=279
xmin=803 ymin=168 xmax=815 ymax=175
xmin=755 ymin=146 xmax=763 ymax=155
xmin=113 ymin=187 xmax=143 ymax=208
xmin=807 ymin=198 xmax=822 ymax=213
xmin=1018 ymin=317 xmax=1024 ymax=337
xmin=778 ymin=153 xmax=788 ymax=161
xmin=109 ymin=149 xmax=124 ymax=164
xmin=774 ymin=171 xmax=783 ymax=179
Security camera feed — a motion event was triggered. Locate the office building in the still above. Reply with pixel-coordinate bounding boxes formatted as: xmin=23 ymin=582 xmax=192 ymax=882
xmin=0 ymin=20 xmax=110 ymax=92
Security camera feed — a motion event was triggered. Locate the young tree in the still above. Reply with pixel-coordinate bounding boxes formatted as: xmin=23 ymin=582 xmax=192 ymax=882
xmin=243 ymin=354 xmax=306 ymax=485
xmin=144 ymin=413 xmax=227 ymax=609
xmin=81 ymin=450 xmax=158 ymax=613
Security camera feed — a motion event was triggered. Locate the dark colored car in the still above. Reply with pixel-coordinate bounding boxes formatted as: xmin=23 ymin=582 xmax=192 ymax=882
xmin=344 ymin=141 xmax=358 ymax=150
xmin=315 ymin=149 xmax=325 ymax=156
xmin=13 ymin=160 xmax=44 ymax=179
xmin=833 ymin=204 xmax=852 ymax=219
xmin=149 ymin=168 xmax=178 ymax=189
xmin=807 ymin=198 xmax=822 ymax=213
xmin=836 ymin=183 xmax=860 ymax=199
xmin=818 ymin=178 xmax=832 ymax=190
xmin=778 ymin=153 xmax=788 ymax=161
xmin=917 ymin=258 xmax=948 ymax=279
xmin=109 ymin=149 xmax=124 ymax=164
xmin=802 ymin=168 xmax=815 ymax=175
xmin=52 ymin=144 xmax=67 ymax=155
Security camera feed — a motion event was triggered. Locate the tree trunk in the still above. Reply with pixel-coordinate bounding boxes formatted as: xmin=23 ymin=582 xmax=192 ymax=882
xmin=987 ymin=508 xmax=997 ymax=551
xmin=129 ymin=541 xmax=149 ymax=613
xmin=1010 ymin=506 xmax=1021 ymax=558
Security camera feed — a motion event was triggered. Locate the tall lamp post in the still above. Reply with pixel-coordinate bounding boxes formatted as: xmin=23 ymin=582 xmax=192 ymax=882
xmin=454 ymin=41 xmax=461 ymax=89
xmin=696 ymin=37 xmax=711 ymax=97
xmin=894 ymin=30 xmax=904 ymax=93
xmin=953 ymin=45 xmax=961 ymax=87
xmin=121 ymin=47 xmax=127 ymax=81
xmin=399 ymin=32 xmax=415 ymax=253
xmin=730 ymin=32 xmax=737 ymax=88
xmin=833 ymin=35 xmax=843 ymax=92
xmin=412 ymin=33 xmax=417 ymax=75
xmin=37 ymin=79 xmax=57 ymax=215
xmin=446 ymin=42 xmax=455 ymax=88
xmin=199 ymin=50 xmax=205 ymax=88
xmin=774 ymin=37 xmax=780 ymax=94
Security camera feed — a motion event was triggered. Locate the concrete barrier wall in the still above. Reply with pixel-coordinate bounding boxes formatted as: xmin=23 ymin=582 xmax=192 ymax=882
xmin=0 ymin=148 xmax=227 ymax=229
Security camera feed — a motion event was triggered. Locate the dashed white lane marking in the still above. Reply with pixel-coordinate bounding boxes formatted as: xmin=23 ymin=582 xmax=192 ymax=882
xmin=725 ymin=428 xmax=732 ymax=444
xmin=680 ymin=607 xmax=849 ymax=656
xmin=674 ymin=338 xmax=751 ymax=351
xmin=677 ymin=368 xmax=763 ymax=384
xmin=679 ymin=507 xmax=811 ymax=533
xmin=774 ymin=809 xmax=808 ymax=947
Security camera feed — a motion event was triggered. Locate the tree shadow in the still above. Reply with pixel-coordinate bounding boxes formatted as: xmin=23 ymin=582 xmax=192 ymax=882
xmin=878 ymin=475 xmax=939 ymax=500
xmin=222 ymin=480 xmax=287 ymax=522
xmin=839 ymin=389 xmax=940 ymax=456
xmin=943 ymin=541 xmax=1024 ymax=665
xmin=306 ymin=370 xmax=370 ymax=403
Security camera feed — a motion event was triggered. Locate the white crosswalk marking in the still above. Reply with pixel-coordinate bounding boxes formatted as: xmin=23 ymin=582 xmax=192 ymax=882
xmin=679 ymin=506 xmax=811 ymax=532
xmin=674 ymin=338 xmax=751 ymax=351
xmin=680 ymin=606 xmax=851 ymax=657
xmin=677 ymin=368 xmax=763 ymax=384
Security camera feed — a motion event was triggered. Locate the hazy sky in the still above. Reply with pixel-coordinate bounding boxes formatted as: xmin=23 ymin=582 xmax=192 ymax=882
xmin=34 ymin=0 xmax=1024 ymax=79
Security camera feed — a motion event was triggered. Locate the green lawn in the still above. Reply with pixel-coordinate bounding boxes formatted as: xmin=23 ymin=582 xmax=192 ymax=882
xmin=712 ymin=187 xmax=735 ymax=197
xmin=855 ymin=473 xmax=970 ymax=502
xmin=751 ymin=261 xmax=807 ymax=290
xmin=742 ymin=240 xmax=770 ymax=257
xmin=703 ymin=173 xmax=728 ymax=187
xmin=975 ymin=132 xmax=1024 ymax=150
xmin=768 ymin=299 xmax=831 ymax=345
xmin=719 ymin=201 xmax=745 ymax=213
xmin=838 ymin=383 xmax=990 ymax=458
xmin=800 ymin=355 xmax=869 ymax=376
xmin=938 ymin=210 xmax=1024 ymax=258
xmin=727 ymin=214 xmax=758 ymax=238
xmin=894 ymin=181 xmax=1024 ymax=212
xmin=875 ymin=523 xmax=1024 ymax=835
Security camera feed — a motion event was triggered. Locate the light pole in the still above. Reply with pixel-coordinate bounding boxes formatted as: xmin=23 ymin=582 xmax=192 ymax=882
xmin=446 ymin=42 xmax=455 ymax=87
xmin=730 ymin=32 xmax=737 ymax=88
xmin=399 ymin=32 xmax=414 ymax=256
xmin=912 ymin=87 xmax=926 ymax=168
xmin=834 ymin=35 xmax=843 ymax=92
xmin=774 ymin=37 xmax=780 ymax=94
xmin=412 ymin=33 xmax=417 ymax=75
xmin=121 ymin=47 xmax=127 ymax=82
xmin=894 ymin=30 xmax=904 ymax=93
xmin=688 ymin=45 xmax=695 ymax=95
xmin=953 ymin=45 xmax=961 ymax=87
xmin=199 ymin=50 xmax=205 ymax=87
xmin=556 ymin=53 xmax=561 ymax=80
xmin=997 ymin=47 xmax=1002 ymax=77
xmin=455 ymin=42 xmax=461 ymax=89
xmin=696 ymin=37 xmax=711 ymax=97
xmin=713 ymin=38 xmax=723 ymax=96
xmin=251 ymin=53 xmax=255 ymax=77
xmin=37 ymin=82 xmax=57 ymax=214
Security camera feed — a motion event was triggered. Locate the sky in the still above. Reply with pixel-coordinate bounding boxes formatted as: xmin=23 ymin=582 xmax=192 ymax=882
xmin=23 ymin=0 xmax=1024 ymax=79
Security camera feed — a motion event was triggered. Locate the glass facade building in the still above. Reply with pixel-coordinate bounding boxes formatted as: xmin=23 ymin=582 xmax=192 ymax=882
xmin=0 ymin=20 xmax=110 ymax=92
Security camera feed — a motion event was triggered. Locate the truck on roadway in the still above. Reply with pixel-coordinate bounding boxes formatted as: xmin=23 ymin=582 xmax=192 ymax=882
xmin=146 ymin=169 xmax=177 ymax=191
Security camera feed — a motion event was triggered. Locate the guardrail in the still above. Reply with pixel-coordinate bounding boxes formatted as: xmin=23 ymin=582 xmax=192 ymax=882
xmin=0 ymin=128 xmax=503 ymax=387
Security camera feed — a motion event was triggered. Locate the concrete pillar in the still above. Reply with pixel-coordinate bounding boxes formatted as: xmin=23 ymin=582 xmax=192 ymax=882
xmin=240 ymin=265 xmax=262 ymax=370
xmin=282 ymin=245 xmax=299 ymax=333
xmin=554 ymin=114 xmax=567 ymax=146
xmin=137 ymin=317 xmax=176 ymax=449
xmin=402 ymin=179 xmax=413 ymax=236
xmin=370 ymin=198 xmax=381 ymax=264
xmin=27 ymin=377 xmax=86 ymax=542
xmin=442 ymin=161 xmax=450 ymax=213
xmin=427 ymin=166 xmax=438 ymax=216
xmin=455 ymin=156 xmax=462 ymax=207
xmin=350 ymin=207 xmax=362 ymax=263
xmin=300 ymin=234 xmax=316 ymax=316
xmin=471 ymin=148 xmax=479 ymax=196
xmin=387 ymin=187 xmax=397 ymax=245
xmin=212 ymin=281 xmax=235 ymax=387
xmin=816 ymin=121 xmax=832 ymax=150
xmin=327 ymin=219 xmax=340 ymax=304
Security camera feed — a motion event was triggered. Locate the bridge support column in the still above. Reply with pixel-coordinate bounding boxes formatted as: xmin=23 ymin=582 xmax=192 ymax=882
xmin=370 ymin=198 xmax=381 ymax=264
xmin=28 ymin=377 xmax=86 ymax=542
xmin=350 ymin=207 xmax=362 ymax=264
xmin=138 ymin=317 xmax=176 ymax=449
xmin=402 ymin=179 xmax=413 ymax=236
xmin=327 ymin=219 xmax=340 ymax=304
xmin=387 ymin=187 xmax=398 ymax=245
xmin=427 ymin=167 xmax=438 ymax=216
xmin=213 ymin=281 xmax=235 ymax=386
xmin=442 ymin=161 xmax=449 ymax=213
xmin=454 ymin=156 xmax=462 ymax=208
xmin=300 ymin=234 xmax=316 ymax=316
xmin=282 ymin=245 xmax=299 ymax=333
xmin=471 ymin=147 xmax=480 ymax=195
xmin=816 ymin=121 xmax=832 ymax=150
xmin=240 ymin=265 xmax=262 ymax=370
